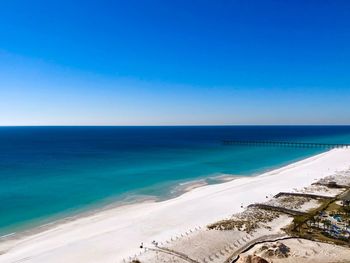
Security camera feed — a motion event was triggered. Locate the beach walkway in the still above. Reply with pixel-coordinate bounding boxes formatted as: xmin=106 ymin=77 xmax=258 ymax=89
xmin=274 ymin=192 xmax=334 ymax=200
xmin=247 ymin=204 xmax=306 ymax=216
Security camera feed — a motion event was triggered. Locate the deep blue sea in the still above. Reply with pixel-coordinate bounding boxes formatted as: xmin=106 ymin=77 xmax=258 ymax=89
xmin=1 ymin=126 xmax=350 ymax=236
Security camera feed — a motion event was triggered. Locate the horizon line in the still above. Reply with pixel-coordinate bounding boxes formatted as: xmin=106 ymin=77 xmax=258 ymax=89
xmin=1 ymin=124 xmax=350 ymax=127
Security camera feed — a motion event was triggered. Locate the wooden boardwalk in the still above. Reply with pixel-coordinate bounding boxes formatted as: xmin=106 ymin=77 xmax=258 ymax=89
xmin=222 ymin=140 xmax=350 ymax=149
xmin=274 ymin=192 xmax=334 ymax=200
xmin=247 ymin=204 xmax=306 ymax=216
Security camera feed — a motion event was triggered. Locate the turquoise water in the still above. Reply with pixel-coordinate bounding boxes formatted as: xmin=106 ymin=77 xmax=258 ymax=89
xmin=1 ymin=126 xmax=350 ymax=236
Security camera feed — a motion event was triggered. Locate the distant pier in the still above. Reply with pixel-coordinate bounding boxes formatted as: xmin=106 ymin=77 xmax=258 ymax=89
xmin=222 ymin=140 xmax=350 ymax=149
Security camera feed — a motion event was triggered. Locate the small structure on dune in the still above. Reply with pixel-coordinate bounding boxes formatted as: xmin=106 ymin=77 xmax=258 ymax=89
xmin=327 ymin=181 xmax=340 ymax=188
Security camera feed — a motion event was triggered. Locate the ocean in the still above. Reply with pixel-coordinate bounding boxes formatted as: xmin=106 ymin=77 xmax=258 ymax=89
xmin=1 ymin=126 xmax=350 ymax=236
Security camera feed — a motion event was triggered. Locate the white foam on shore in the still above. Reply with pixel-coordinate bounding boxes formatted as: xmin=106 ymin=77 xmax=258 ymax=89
xmin=0 ymin=233 xmax=15 ymax=240
xmin=0 ymin=148 xmax=350 ymax=263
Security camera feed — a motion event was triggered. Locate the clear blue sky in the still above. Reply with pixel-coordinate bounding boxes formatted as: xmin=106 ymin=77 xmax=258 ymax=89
xmin=0 ymin=0 xmax=349 ymax=125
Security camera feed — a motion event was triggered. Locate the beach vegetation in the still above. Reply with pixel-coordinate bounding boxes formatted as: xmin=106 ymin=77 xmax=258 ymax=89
xmin=207 ymin=208 xmax=280 ymax=233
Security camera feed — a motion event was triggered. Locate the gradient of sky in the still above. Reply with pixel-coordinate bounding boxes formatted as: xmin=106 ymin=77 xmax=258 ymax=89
xmin=0 ymin=0 xmax=349 ymax=125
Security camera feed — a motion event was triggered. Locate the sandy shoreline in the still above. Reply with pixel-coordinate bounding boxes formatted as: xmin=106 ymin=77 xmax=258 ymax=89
xmin=1 ymin=148 xmax=350 ymax=263
xmin=0 ymin=173 xmax=239 ymax=242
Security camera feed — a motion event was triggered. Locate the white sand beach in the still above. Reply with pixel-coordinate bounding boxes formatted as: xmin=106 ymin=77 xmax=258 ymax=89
xmin=1 ymin=148 xmax=350 ymax=263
